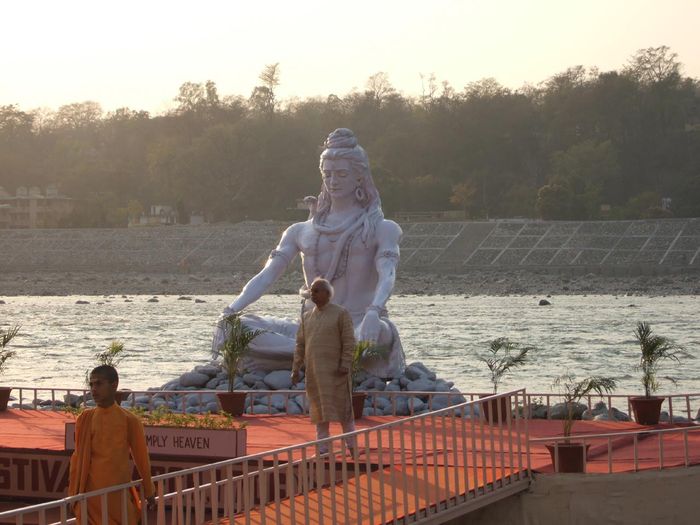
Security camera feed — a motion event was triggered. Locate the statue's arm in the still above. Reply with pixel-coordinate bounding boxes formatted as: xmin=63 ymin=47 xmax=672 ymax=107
xmin=357 ymin=220 xmax=401 ymax=344
xmin=226 ymin=224 xmax=302 ymax=313
xmin=370 ymin=220 xmax=402 ymax=310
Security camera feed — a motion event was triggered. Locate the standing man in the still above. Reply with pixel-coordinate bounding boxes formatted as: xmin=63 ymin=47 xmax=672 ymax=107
xmin=69 ymin=365 xmax=155 ymax=524
xmin=292 ymin=277 xmax=357 ymax=453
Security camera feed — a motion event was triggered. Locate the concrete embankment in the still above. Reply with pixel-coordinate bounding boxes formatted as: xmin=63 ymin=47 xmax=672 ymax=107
xmin=1 ymin=219 xmax=698 ymax=296
xmin=1 ymin=218 xmax=698 ymax=275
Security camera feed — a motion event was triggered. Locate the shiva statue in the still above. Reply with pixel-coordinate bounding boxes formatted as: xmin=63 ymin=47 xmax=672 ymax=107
xmin=213 ymin=128 xmax=405 ymax=378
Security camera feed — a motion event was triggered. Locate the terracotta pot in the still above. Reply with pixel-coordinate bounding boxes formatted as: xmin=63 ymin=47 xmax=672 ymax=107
xmin=479 ymin=394 xmax=510 ymax=424
xmin=546 ymin=442 xmax=590 ymax=473
xmin=0 ymin=387 xmax=11 ymax=411
xmin=630 ymin=396 xmax=665 ymax=425
xmin=216 ymin=391 xmax=247 ymax=416
xmin=352 ymin=391 xmax=367 ymax=420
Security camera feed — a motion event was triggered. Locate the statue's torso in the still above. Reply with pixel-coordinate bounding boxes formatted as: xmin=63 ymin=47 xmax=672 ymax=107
xmin=296 ymin=221 xmax=379 ymax=320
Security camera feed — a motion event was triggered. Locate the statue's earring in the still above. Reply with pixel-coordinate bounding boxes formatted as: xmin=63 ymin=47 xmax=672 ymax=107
xmin=355 ymin=186 xmax=366 ymax=202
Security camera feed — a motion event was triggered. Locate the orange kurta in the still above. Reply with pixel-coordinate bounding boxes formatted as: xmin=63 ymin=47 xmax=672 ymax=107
xmin=69 ymin=404 xmax=154 ymax=525
xmin=293 ymin=303 xmax=356 ymax=424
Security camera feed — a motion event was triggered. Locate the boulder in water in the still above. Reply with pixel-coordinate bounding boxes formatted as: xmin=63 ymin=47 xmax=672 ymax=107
xmin=263 ymin=370 xmax=293 ymax=390
xmin=178 ymin=372 xmax=210 ymax=388
xmin=549 ymin=401 xmax=587 ymax=420
xmin=406 ymin=378 xmax=436 ymax=392
xmin=195 ymin=364 xmax=220 ymax=377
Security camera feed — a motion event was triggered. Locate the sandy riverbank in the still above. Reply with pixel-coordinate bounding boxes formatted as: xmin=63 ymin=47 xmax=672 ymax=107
xmin=1 ymin=270 xmax=698 ymax=297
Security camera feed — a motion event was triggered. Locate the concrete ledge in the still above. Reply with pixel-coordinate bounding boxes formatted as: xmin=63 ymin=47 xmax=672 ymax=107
xmin=451 ymin=465 xmax=700 ymax=525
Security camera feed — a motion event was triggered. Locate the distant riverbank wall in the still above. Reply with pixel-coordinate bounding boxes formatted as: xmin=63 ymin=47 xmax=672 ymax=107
xmin=1 ymin=219 xmax=698 ymax=276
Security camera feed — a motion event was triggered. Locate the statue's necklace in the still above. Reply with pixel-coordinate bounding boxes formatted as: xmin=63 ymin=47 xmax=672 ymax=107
xmin=313 ymin=229 xmax=355 ymax=282
xmin=311 ymin=210 xmax=365 ymax=283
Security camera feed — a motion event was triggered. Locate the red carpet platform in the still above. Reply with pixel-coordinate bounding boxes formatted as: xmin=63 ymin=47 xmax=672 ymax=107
xmin=2 ymin=410 xmax=699 ymax=502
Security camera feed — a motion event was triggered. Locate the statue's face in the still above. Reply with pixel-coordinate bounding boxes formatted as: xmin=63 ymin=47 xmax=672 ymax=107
xmin=321 ymin=158 xmax=356 ymax=200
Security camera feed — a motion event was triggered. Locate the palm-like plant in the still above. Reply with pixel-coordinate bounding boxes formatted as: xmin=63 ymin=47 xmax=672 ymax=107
xmin=219 ymin=314 xmax=264 ymax=393
xmin=352 ymin=340 xmax=389 ymax=382
xmin=553 ymin=373 xmax=617 ymax=437
xmin=634 ymin=321 xmax=683 ymax=398
xmin=0 ymin=325 xmax=20 ymax=375
xmin=480 ymin=337 xmax=530 ymax=394
xmin=96 ymin=340 xmax=126 ymax=368
xmin=85 ymin=340 xmax=126 ymax=386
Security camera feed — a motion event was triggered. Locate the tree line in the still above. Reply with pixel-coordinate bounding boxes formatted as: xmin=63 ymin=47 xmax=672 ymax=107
xmin=1 ymin=47 xmax=698 ymax=227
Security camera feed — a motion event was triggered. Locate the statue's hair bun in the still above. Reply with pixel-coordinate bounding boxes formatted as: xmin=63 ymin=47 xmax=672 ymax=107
xmin=324 ymin=128 xmax=358 ymax=149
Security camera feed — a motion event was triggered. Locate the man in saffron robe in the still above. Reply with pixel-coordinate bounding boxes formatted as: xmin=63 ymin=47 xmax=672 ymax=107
xmin=69 ymin=365 xmax=155 ymax=524
xmin=292 ymin=277 xmax=357 ymax=453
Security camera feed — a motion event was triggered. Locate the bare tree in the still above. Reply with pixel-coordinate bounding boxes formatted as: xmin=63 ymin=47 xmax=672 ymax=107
xmin=625 ymin=46 xmax=681 ymax=84
xmin=365 ymin=72 xmax=395 ymax=108
xmin=419 ymin=73 xmax=438 ymax=106
xmin=175 ymin=82 xmax=206 ymax=113
xmin=51 ymin=101 xmax=102 ymax=128
xmin=252 ymin=63 xmax=281 ymax=114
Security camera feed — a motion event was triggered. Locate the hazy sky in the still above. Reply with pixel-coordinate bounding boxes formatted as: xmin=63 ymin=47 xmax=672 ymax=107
xmin=3 ymin=0 xmax=698 ymax=114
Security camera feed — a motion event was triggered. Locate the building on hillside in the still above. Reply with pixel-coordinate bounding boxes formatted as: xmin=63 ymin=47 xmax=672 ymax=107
xmin=0 ymin=185 xmax=74 ymax=229
xmin=189 ymin=212 xmax=206 ymax=225
xmin=0 ymin=204 xmax=10 ymax=228
xmin=129 ymin=204 xmax=178 ymax=227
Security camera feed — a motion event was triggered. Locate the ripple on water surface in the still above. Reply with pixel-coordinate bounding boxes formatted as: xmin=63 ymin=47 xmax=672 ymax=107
xmin=0 ymin=294 xmax=698 ymax=394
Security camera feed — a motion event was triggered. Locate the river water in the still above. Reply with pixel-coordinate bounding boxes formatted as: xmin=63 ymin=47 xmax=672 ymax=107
xmin=1 ymin=294 xmax=698 ymax=395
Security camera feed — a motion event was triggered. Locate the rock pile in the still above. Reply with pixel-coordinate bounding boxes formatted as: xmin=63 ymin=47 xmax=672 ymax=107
xmin=528 ymin=400 xmax=632 ymax=421
xmin=117 ymin=361 xmax=468 ymax=417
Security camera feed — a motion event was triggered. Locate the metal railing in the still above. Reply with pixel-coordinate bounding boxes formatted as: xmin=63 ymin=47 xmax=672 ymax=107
xmin=519 ymin=392 xmax=700 ymax=423
xmin=531 ymin=425 xmax=700 ymax=474
xmin=0 ymin=389 xmax=531 ymax=525
xmin=7 ymin=386 xmax=700 ymax=423
xmin=3 ymin=386 xmax=470 ymax=416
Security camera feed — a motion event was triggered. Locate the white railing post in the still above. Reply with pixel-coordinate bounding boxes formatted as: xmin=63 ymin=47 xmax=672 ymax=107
xmin=399 ymin=419 xmax=410 ymax=520
xmin=392 ymin=424 xmax=402 ymax=521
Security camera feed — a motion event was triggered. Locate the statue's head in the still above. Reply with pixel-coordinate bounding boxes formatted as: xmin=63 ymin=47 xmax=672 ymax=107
xmin=319 ymin=128 xmax=370 ymax=181
xmin=316 ymin=128 xmax=382 ymax=219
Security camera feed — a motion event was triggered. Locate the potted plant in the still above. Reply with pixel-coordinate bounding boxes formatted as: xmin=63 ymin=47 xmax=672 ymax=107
xmin=479 ymin=337 xmax=530 ymax=423
xmin=630 ymin=321 xmax=684 ymax=425
xmin=351 ymin=341 xmax=389 ymax=419
xmin=215 ymin=314 xmax=264 ymax=416
xmin=86 ymin=340 xmax=129 ymax=404
xmin=547 ymin=373 xmax=616 ymax=473
xmin=0 ymin=325 xmax=20 ymax=411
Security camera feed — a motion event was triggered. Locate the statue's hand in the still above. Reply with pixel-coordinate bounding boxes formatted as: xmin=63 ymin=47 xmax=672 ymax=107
xmin=222 ymin=305 xmax=237 ymax=317
xmin=358 ymin=310 xmax=381 ymax=344
xmin=223 ymin=296 xmax=245 ymax=316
